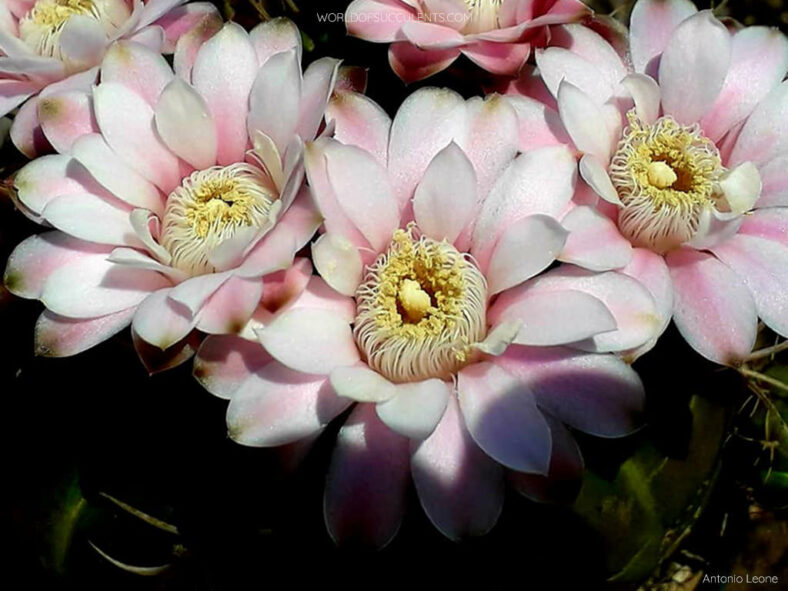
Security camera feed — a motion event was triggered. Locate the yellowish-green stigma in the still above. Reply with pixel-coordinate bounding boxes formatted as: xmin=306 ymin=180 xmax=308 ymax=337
xmin=462 ymin=0 xmax=503 ymax=34
xmin=18 ymin=0 xmax=128 ymax=63
xmin=161 ymin=164 xmax=278 ymax=276
xmin=610 ymin=111 xmax=724 ymax=253
xmin=354 ymin=227 xmax=487 ymax=383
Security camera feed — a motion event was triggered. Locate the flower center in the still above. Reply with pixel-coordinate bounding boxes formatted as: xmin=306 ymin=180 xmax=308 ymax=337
xmin=609 ymin=112 xmax=724 ymax=253
xmin=160 ymin=164 xmax=278 ymax=276
xmin=18 ymin=0 xmax=127 ymax=63
xmin=354 ymin=227 xmax=487 ymax=383
xmin=462 ymin=0 xmax=503 ymax=34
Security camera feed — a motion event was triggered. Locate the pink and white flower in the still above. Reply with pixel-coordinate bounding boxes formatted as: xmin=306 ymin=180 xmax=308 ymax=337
xmin=195 ymin=87 xmax=653 ymax=546
xmin=0 ymin=0 xmax=222 ymax=156
xmin=4 ymin=19 xmax=338 ymax=368
xmin=506 ymin=0 xmax=788 ymax=365
xmin=345 ymin=0 xmax=590 ymax=83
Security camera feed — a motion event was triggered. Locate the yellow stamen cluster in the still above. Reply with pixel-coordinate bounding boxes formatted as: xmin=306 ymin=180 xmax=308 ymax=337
xmin=354 ymin=227 xmax=487 ymax=383
xmin=26 ymin=0 xmax=94 ymax=27
xmin=19 ymin=0 xmax=98 ymax=58
xmin=462 ymin=0 xmax=503 ymax=34
xmin=609 ymin=111 xmax=724 ymax=253
xmin=160 ymin=164 xmax=278 ymax=276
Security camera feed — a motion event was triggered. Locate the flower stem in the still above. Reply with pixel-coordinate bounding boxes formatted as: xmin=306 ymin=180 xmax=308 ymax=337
xmin=746 ymin=340 xmax=788 ymax=362
xmin=739 ymin=367 xmax=788 ymax=394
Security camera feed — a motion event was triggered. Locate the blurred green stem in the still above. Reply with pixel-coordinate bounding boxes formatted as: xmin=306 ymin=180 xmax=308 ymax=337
xmin=746 ymin=341 xmax=788 ymax=362
xmin=740 ymin=368 xmax=788 ymax=394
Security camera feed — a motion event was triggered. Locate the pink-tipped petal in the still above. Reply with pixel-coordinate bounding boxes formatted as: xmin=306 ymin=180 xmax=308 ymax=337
xmin=549 ymin=23 xmax=627 ymax=87
xmin=166 ymin=270 xmax=228 ymax=312
xmin=460 ymin=94 xmax=520 ymax=199
xmin=196 ymin=275 xmax=263 ymax=335
xmin=559 ymin=205 xmax=632 ymax=271
xmin=629 ymin=0 xmax=698 ymax=76
xmin=413 ymin=141 xmax=477 ymax=245
xmin=304 ymin=139 xmax=372 ymax=251
xmin=327 ymin=91 xmax=391 ymax=167
xmin=71 ymin=134 xmax=164 ymax=215
xmin=388 ymin=87 xmax=466 ymax=206
xmin=400 ymin=20 xmax=465 ymax=49
xmin=126 ymin=25 xmax=165 ymax=51
xmin=461 ymin=41 xmax=530 ymax=76
xmin=579 ymin=154 xmax=622 ymax=206
xmin=228 ymin=364 xmax=349 ymax=447
xmin=34 ymin=307 xmax=136 ymax=357
xmin=619 ymin=247 xmax=673 ymax=360
xmin=701 ymin=27 xmax=788 ymax=142
xmin=496 ymin=346 xmax=645 ymax=437
xmin=489 ymin=289 xmax=617 ymax=346
xmin=346 ymin=0 xmax=416 ymax=42
xmin=739 ymin=208 xmax=788 ymax=248
xmin=621 ymin=73 xmax=661 ymax=126
xmin=388 ymin=41 xmax=460 ymax=85
xmin=132 ymin=326 xmax=200 ymax=375
xmin=137 ymin=0 xmax=189 ymax=29
xmin=132 ymin=288 xmax=194 ymax=349
xmin=486 ymin=214 xmax=568 ymax=294
xmin=312 ymin=233 xmax=363 ymax=297
xmin=57 ymin=15 xmax=107 ymax=72
xmin=324 ymin=142 xmax=399 ymax=252
xmin=472 ymin=146 xmax=576 ymax=269
xmin=194 ymin=334 xmax=271 ymax=400
xmin=4 ymin=231 xmax=109 ymax=299
xmin=155 ymin=1 xmax=220 ymax=52
xmin=666 ymin=247 xmax=757 ymax=365
xmin=172 ymin=9 xmax=222 ymax=79
xmin=286 ymin=276 xmax=356 ymax=323
xmin=324 ymin=403 xmax=410 ymax=548
xmin=192 ymin=22 xmax=258 ymax=165
xmin=536 ymin=47 xmax=615 ymax=104
xmin=458 ymin=361 xmax=551 ymax=474
xmin=41 ymin=255 xmax=170 ymax=319
xmin=411 ymin=393 xmax=504 ymax=540
xmin=506 ymin=94 xmax=572 ymax=152
xmin=509 ymin=415 xmax=583 ymax=503
xmin=10 ymin=95 xmax=50 ymax=158
xmin=155 ymin=77 xmax=217 ymax=170
xmin=93 ymin=82 xmax=181 ymax=193
xmin=658 ymin=11 xmax=731 ymax=125
xmin=330 ymin=364 xmax=397 ymax=403
xmin=506 ymin=266 xmax=661 ymax=353
xmin=256 ymin=307 xmax=360 ymax=375
xmin=711 ymin=235 xmax=788 ymax=338
xmin=757 ymin=155 xmax=788 ymax=208
xmin=728 ymin=81 xmax=788 ymax=167
xmin=100 ymin=41 xmax=174 ymax=105
xmin=42 ymin=193 xmax=140 ymax=247
xmin=239 ymin=187 xmax=323 ymax=278
xmin=258 ymin=257 xmax=312 ymax=315
xmin=249 ymin=17 xmax=302 ymax=66
xmin=376 ymin=379 xmax=451 ymax=439
xmin=13 ymin=153 xmax=112 ymax=217
xmin=248 ymin=49 xmax=301 ymax=157
xmin=297 ymin=56 xmax=340 ymax=142
xmin=37 ymin=91 xmax=97 ymax=154
xmin=557 ymin=80 xmax=615 ymax=163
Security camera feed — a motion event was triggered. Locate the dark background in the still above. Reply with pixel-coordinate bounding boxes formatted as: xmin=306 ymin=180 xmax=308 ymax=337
xmin=1 ymin=1 xmax=786 ymax=589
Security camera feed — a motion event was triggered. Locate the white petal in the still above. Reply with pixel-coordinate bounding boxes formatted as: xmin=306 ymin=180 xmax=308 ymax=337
xmin=330 ymin=364 xmax=396 ymax=403
xmin=311 ymin=232 xmax=363 ymax=297
xmin=486 ymin=214 xmax=568 ymax=294
xmin=376 ymin=379 xmax=450 ymax=440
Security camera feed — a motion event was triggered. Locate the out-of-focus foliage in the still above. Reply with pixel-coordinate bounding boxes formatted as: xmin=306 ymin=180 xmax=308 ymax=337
xmin=574 ymin=396 xmax=728 ymax=582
